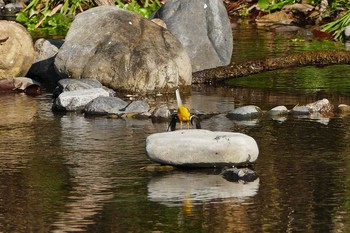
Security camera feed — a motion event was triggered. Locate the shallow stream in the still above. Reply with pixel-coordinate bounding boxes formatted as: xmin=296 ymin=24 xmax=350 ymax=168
xmin=1 ymin=25 xmax=350 ymax=232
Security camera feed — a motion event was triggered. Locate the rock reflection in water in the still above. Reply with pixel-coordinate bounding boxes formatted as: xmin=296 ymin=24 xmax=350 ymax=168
xmin=50 ymin=114 xmax=115 ymax=232
xmin=147 ymin=171 xmax=259 ymax=207
xmin=0 ymin=94 xmax=37 ymax=171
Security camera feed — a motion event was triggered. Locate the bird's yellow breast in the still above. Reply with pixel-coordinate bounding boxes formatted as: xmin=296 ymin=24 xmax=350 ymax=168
xmin=177 ymin=105 xmax=191 ymax=121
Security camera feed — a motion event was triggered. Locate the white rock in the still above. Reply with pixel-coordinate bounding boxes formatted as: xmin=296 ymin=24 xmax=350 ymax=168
xmin=145 ymin=129 xmax=259 ymax=167
xmin=54 ymin=88 xmax=110 ymax=111
xmin=268 ymin=105 xmax=289 ymax=116
xmin=306 ymin=98 xmax=333 ymax=112
xmin=292 ymin=98 xmax=333 ymax=115
xmin=227 ymin=105 xmax=262 ymax=120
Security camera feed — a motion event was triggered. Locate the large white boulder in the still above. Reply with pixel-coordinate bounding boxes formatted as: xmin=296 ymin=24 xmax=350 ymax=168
xmin=145 ymin=129 xmax=259 ymax=167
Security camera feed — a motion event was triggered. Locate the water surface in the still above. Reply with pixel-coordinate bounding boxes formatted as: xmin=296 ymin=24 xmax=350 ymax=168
xmin=1 ymin=25 xmax=350 ymax=232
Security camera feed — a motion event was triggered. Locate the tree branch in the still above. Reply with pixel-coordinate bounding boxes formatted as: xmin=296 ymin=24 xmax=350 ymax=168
xmin=192 ymin=50 xmax=350 ymax=84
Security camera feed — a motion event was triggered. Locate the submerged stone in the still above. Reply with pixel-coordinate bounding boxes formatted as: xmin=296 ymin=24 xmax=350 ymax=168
xmin=221 ymin=167 xmax=258 ymax=183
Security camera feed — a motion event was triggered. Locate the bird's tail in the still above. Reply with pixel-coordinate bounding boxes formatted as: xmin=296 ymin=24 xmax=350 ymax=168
xmin=175 ymin=89 xmax=182 ymax=108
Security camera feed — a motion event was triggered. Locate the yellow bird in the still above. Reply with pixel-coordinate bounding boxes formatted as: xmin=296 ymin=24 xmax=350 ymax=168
xmin=176 ymin=89 xmax=191 ymax=128
xmin=167 ymin=89 xmax=201 ymax=131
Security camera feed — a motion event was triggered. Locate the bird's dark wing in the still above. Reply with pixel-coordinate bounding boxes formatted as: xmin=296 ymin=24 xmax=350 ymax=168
xmin=167 ymin=114 xmax=178 ymax=131
xmin=190 ymin=115 xmax=201 ymax=129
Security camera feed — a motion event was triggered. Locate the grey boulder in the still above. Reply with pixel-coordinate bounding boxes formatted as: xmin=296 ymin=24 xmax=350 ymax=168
xmin=152 ymin=0 xmax=233 ymax=72
xmin=55 ymin=6 xmax=192 ymax=93
xmin=145 ymin=129 xmax=259 ymax=167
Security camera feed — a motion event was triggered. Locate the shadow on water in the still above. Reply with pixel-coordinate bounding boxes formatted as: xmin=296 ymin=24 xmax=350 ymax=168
xmin=2 ymin=25 xmax=350 ymax=232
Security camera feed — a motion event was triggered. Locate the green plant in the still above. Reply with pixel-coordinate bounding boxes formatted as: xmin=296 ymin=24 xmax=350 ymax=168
xmin=258 ymin=0 xmax=297 ymax=11
xmin=238 ymin=4 xmax=249 ymax=17
xmin=16 ymin=0 xmax=160 ymax=37
xmin=321 ymin=10 xmax=350 ymax=41
xmin=115 ymin=0 xmax=160 ymax=18
xmin=16 ymin=0 xmax=93 ymax=37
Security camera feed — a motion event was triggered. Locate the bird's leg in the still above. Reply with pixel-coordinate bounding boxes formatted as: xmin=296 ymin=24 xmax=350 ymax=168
xmin=179 ymin=121 xmax=183 ymax=129
xmin=187 ymin=121 xmax=190 ymax=129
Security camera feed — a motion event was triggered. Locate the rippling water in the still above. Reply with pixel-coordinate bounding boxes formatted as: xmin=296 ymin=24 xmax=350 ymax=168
xmin=1 ymin=25 xmax=350 ymax=232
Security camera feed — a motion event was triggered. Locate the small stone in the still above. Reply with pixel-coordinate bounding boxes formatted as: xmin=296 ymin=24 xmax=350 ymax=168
xmin=227 ymin=105 xmax=262 ymax=120
xmin=291 ymin=105 xmax=311 ymax=115
xmin=337 ymin=104 xmax=350 ymax=114
xmin=268 ymin=105 xmax=289 ymax=116
xmin=53 ymin=88 xmax=110 ymax=111
xmin=306 ymin=98 xmax=333 ymax=113
xmin=84 ymin=96 xmax=127 ymax=115
xmin=151 ymin=104 xmax=171 ymax=122
xmin=221 ymin=167 xmax=258 ymax=183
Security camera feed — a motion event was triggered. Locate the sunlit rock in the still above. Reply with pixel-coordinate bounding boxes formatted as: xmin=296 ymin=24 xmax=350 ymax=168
xmin=152 ymin=0 xmax=233 ymax=72
xmin=53 ymin=88 xmax=110 ymax=111
xmin=147 ymin=171 xmax=260 ymax=206
xmin=0 ymin=21 xmax=35 ymax=78
xmin=268 ymin=105 xmax=289 ymax=116
xmin=337 ymin=104 xmax=350 ymax=115
xmin=292 ymin=98 xmax=333 ymax=115
xmin=55 ymin=6 xmax=192 ymax=93
xmin=145 ymin=129 xmax=259 ymax=167
xmin=306 ymin=98 xmax=333 ymax=112
xmin=53 ymin=78 xmax=115 ymax=98
xmin=291 ymin=105 xmax=310 ymax=115
xmin=226 ymin=105 xmax=263 ymax=120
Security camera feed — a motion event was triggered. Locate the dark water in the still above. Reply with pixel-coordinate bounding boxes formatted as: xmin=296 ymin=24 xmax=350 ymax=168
xmin=2 ymin=26 xmax=350 ymax=232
